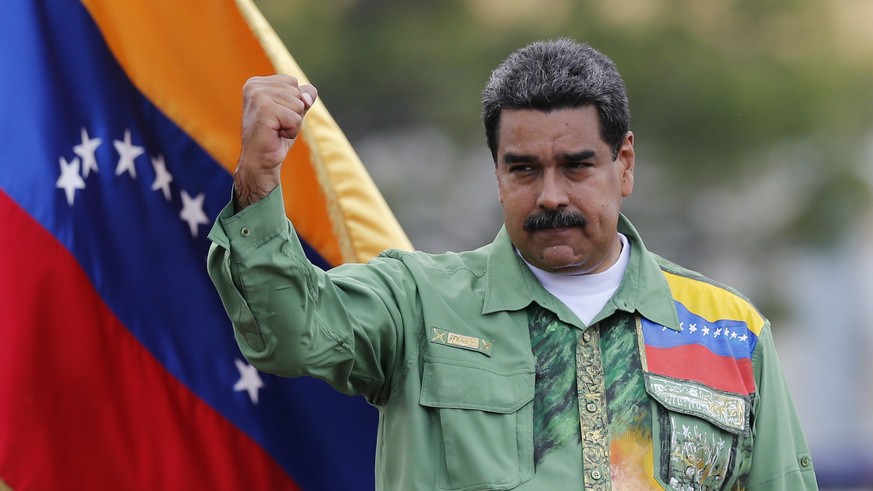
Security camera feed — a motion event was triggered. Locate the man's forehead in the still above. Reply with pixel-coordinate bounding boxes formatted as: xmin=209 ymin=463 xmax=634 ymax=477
xmin=496 ymin=107 xmax=606 ymax=154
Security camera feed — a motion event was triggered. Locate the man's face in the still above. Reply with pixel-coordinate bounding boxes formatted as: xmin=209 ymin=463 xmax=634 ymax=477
xmin=495 ymin=106 xmax=635 ymax=274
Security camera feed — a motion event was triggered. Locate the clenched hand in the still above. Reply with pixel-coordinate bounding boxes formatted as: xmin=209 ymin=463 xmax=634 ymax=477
xmin=233 ymin=75 xmax=318 ymax=211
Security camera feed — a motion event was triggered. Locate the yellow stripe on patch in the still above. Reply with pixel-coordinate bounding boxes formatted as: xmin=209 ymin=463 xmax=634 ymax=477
xmin=663 ymin=271 xmax=765 ymax=336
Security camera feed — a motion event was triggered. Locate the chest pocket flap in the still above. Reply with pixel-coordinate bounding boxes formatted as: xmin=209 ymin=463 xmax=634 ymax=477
xmin=645 ymin=372 xmax=751 ymax=436
xmin=420 ymin=358 xmax=534 ymax=412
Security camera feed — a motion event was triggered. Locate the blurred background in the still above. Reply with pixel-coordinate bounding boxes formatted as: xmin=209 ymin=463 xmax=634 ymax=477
xmin=257 ymin=0 xmax=873 ymax=488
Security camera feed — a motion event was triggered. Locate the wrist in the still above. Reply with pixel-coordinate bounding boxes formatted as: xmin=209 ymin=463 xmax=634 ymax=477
xmin=232 ymin=165 xmax=281 ymax=212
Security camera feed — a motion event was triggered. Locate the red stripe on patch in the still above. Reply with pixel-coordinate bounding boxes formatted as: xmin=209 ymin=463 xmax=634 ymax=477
xmin=645 ymin=344 xmax=755 ymax=395
xmin=0 ymin=191 xmax=299 ymax=490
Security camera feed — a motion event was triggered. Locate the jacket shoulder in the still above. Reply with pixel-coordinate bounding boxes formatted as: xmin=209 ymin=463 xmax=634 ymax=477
xmin=378 ymin=247 xmax=490 ymax=278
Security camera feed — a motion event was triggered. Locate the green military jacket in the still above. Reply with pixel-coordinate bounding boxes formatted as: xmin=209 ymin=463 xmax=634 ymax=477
xmin=207 ymin=186 xmax=818 ymax=490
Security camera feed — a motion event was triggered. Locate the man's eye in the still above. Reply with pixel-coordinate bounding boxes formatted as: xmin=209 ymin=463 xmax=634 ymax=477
xmin=567 ymin=161 xmax=593 ymax=169
xmin=509 ymin=165 xmax=534 ymax=173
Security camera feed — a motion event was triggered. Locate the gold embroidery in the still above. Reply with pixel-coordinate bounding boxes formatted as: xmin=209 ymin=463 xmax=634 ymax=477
xmin=648 ymin=374 xmax=747 ymax=433
xmin=430 ymin=327 xmax=493 ymax=356
xmin=667 ymin=416 xmax=732 ymax=489
xmin=576 ymin=324 xmax=612 ymax=490
xmin=635 ymin=315 xmax=650 ymax=372
xmin=447 ymin=332 xmax=481 ymax=350
xmin=431 ymin=327 xmax=448 ymax=343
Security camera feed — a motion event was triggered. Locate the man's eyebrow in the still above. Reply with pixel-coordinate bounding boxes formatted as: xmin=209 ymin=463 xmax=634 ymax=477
xmin=501 ymin=152 xmax=536 ymax=164
xmin=559 ymin=150 xmax=597 ymax=161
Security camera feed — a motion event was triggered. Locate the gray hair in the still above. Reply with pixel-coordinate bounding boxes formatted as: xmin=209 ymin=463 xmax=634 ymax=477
xmin=481 ymin=38 xmax=630 ymax=161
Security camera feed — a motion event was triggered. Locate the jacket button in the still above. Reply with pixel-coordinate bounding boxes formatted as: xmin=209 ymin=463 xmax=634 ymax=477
xmin=582 ymin=331 xmax=592 ymax=342
xmin=241 ymin=227 xmax=251 ymax=237
xmin=590 ymin=469 xmax=601 ymax=480
xmin=800 ymin=456 xmax=811 ymax=467
xmin=585 ymin=403 xmax=597 ymax=413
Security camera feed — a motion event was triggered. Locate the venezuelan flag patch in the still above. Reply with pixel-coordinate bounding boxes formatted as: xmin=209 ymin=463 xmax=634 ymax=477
xmin=639 ymin=300 xmax=758 ymax=396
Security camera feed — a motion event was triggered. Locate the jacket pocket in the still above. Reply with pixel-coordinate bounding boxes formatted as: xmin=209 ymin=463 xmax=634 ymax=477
xmin=420 ymin=358 xmax=535 ymax=491
xmin=646 ymin=373 xmax=754 ymax=490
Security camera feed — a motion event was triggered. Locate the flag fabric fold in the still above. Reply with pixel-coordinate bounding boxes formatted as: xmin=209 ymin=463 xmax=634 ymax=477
xmin=0 ymin=1 xmax=409 ymax=489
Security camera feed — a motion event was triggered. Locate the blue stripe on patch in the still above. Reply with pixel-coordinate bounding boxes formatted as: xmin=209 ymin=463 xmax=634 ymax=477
xmin=641 ymin=301 xmax=758 ymax=359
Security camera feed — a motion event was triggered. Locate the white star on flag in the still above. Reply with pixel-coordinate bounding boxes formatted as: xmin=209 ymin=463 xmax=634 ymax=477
xmin=688 ymin=323 xmax=698 ymax=333
xmin=73 ymin=127 xmax=101 ymax=178
xmin=179 ymin=190 xmax=209 ymax=238
xmin=56 ymin=156 xmax=85 ymax=206
xmin=702 ymin=326 xmax=710 ymax=336
xmin=150 ymin=154 xmax=173 ymax=201
xmin=113 ymin=129 xmax=143 ymax=178
xmin=233 ymin=358 xmax=264 ymax=405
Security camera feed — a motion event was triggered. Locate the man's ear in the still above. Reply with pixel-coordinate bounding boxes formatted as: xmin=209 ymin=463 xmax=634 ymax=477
xmin=618 ymin=131 xmax=635 ymax=198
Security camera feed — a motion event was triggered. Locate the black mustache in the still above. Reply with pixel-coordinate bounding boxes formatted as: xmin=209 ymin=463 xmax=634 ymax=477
xmin=523 ymin=209 xmax=587 ymax=232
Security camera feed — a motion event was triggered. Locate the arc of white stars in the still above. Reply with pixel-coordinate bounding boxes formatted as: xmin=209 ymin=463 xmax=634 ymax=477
xmin=73 ymin=127 xmax=101 ymax=178
xmin=150 ymin=154 xmax=173 ymax=201
xmin=180 ymin=190 xmax=209 ymax=238
xmin=113 ymin=129 xmax=144 ymax=178
xmin=233 ymin=359 xmax=264 ymax=405
xmin=56 ymin=156 xmax=85 ymax=206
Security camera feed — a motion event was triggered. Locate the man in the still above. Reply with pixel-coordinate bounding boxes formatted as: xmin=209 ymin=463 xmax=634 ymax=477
xmin=207 ymin=39 xmax=818 ymax=490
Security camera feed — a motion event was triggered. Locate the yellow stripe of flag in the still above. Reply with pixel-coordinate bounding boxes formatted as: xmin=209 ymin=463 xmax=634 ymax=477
xmin=663 ymin=271 xmax=766 ymax=336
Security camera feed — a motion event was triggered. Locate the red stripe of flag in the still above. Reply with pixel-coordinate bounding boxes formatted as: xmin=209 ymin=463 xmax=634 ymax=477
xmin=0 ymin=190 xmax=298 ymax=490
xmin=645 ymin=344 xmax=755 ymax=395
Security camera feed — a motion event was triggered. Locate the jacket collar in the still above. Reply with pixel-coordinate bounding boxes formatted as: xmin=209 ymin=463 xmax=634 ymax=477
xmin=481 ymin=214 xmax=680 ymax=330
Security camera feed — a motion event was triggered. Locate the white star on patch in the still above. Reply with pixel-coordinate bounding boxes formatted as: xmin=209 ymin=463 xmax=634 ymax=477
xmin=113 ymin=129 xmax=144 ymax=178
xmin=233 ymin=358 xmax=264 ymax=405
xmin=179 ymin=190 xmax=209 ymax=237
xmin=73 ymin=127 xmax=101 ymax=178
xmin=688 ymin=323 xmax=698 ymax=334
xmin=150 ymin=154 xmax=173 ymax=201
xmin=56 ymin=156 xmax=85 ymax=206
xmin=702 ymin=326 xmax=710 ymax=336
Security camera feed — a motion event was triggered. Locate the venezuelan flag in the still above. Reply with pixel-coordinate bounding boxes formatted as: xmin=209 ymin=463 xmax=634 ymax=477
xmin=0 ymin=1 xmax=410 ymax=489
xmin=641 ymin=273 xmax=764 ymax=396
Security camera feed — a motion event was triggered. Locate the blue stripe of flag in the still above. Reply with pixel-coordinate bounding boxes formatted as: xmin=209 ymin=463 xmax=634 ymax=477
xmin=641 ymin=301 xmax=759 ymax=359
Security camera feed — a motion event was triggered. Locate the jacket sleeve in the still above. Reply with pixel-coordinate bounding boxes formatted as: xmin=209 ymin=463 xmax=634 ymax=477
xmin=746 ymin=323 xmax=819 ymax=490
xmin=206 ymin=185 xmax=417 ymax=405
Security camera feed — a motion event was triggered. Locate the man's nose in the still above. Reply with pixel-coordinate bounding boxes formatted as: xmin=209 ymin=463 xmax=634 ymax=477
xmin=537 ymin=171 xmax=570 ymax=209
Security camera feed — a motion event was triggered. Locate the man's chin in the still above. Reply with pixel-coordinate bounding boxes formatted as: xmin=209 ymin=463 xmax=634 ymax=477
xmin=532 ymin=246 xmax=587 ymax=273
